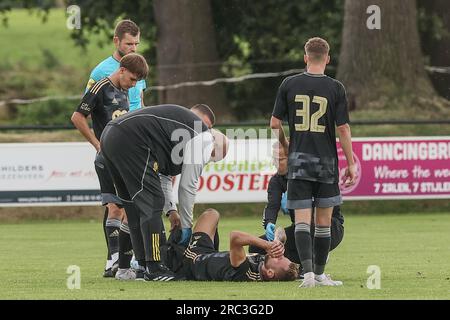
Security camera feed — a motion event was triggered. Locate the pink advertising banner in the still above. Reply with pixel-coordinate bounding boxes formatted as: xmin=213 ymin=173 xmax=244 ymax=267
xmin=1 ymin=138 xmax=448 ymax=206
xmin=337 ymin=137 xmax=450 ymax=200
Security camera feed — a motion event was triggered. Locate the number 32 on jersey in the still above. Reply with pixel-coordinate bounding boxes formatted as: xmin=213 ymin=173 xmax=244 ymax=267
xmin=294 ymin=95 xmax=327 ymax=133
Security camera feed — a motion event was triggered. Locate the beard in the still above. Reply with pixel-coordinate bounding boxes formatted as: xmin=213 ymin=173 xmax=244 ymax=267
xmin=117 ymin=48 xmax=127 ymax=58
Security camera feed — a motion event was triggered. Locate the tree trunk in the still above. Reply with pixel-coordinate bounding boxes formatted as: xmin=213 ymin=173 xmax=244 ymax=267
xmin=420 ymin=0 xmax=450 ymax=100
xmin=153 ymin=0 xmax=231 ymax=121
xmin=337 ymin=0 xmax=445 ymax=115
xmin=54 ymin=0 xmax=66 ymax=8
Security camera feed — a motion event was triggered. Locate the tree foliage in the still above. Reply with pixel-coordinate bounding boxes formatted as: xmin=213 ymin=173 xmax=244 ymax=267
xmin=66 ymin=0 xmax=155 ymax=52
xmin=2 ymin=0 xmax=446 ymax=121
xmin=211 ymin=0 xmax=344 ymax=119
xmin=60 ymin=0 xmax=345 ymax=120
xmin=417 ymin=0 xmax=450 ymax=100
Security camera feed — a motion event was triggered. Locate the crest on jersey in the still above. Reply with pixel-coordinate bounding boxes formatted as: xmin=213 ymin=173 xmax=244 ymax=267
xmin=86 ymin=78 xmax=96 ymax=90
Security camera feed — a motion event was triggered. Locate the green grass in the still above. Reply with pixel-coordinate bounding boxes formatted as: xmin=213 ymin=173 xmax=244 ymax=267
xmin=0 ymin=8 xmax=120 ymax=121
xmin=0 ymin=8 xmax=153 ymax=124
xmin=0 ymin=9 xmax=112 ymax=70
xmin=0 ymin=213 xmax=449 ymax=300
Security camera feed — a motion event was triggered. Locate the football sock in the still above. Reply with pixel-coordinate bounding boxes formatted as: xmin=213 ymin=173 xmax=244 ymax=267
xmin=295 ymin=222 xmax=313 ymax=274
xmin=105 ymin=260 xmax=113 ymax=270
xmin=105 ymin=218 xmax=121 ymax=262
xmin=313 ymin=225 xmax=331 ymax=275
xmin=103 ymin=207 xmax=111 ymax=261
xmin=122 ymin=203 xmax=146 ymax=264
xmin=118 ymin=223 xmax=133 ymax=269
xmin=213 ymin=228 xmax=220 ymax=251
xmin=141 ymin=214 xmax=163 ymax=262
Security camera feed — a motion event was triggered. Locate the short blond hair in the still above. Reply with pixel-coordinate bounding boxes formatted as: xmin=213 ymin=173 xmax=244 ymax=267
xmin=277 ymin=262 xmax=300 ymax=281
xmin=304 ymin=37 xmax=330 ymax=63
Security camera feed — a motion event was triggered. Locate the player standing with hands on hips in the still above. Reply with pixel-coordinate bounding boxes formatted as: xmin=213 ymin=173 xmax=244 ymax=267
xmin=270 ymin=37 xmax=356 ymax=288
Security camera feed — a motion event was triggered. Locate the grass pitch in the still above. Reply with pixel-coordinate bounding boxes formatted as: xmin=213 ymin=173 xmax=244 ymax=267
xmin=0 ymin=212 xmax=449 ymax=300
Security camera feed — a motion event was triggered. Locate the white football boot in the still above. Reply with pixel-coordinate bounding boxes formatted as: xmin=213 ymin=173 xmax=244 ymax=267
xmin=315 ymin=273 xmax=343 ymax=286
xmin=115 ymin=268 xmax=136 ymax=280
xmin=299 ymin=272 xmax=316 ymax=288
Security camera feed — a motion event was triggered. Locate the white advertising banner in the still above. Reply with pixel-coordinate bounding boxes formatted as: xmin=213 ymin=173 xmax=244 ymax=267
xmin=1 ymin=137 xmax=449 ymax=206
xmin=0 ymin=142 xmax=101 ymax=206
xmin=0 ymin=140 xmax=276 ymax=206
xmin=172 ymin=139 xmax=276 ymax=203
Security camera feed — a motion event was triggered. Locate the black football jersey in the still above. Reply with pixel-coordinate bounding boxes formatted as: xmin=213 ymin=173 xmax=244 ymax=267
xmin=105 ymin=104 xmax=209 ymax=176
xmin=191 ymin=252 xmax=263 ymax=282
xmin=272 ymin=72 xmax=349 ymax=183
xmin=76 ymin=77 xmax=129 ymax=139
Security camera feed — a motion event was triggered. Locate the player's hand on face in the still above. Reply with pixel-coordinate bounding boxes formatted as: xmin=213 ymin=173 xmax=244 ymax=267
xmin=344 ymin=164 xmax=357 ymax=186
xmin=167 ymin=210 xmax=181 ymax=231
xmin=267 ymin=239 xmax=285 ymax=258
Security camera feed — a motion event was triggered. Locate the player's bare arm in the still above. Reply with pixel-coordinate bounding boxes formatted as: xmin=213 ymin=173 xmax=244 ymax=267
xmin=71 ymin=112 xmax=100 ymax=152
xmin=167 ymin=210 xmax=181 ymax=231
xmin=270 ymin=116 xmax=289 ymax=152
xmin=229 ymin=231 xmax=284 ymax=268
xmin=160 ymin=174 xmax=181 ymax=230
xmin=337 ymin=123 xmax=356 ymax=186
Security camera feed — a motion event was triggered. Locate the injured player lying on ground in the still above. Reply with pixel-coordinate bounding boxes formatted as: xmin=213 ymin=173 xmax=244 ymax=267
xmin=157 ymin=208 xmax=299 ymax=282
